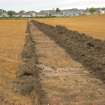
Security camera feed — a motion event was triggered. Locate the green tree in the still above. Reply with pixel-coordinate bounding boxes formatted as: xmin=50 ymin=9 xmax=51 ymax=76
xmin=8 ymin=11 xmax=16 ymax=17
xmin=89 ymin=8 xmax=96 ymax=14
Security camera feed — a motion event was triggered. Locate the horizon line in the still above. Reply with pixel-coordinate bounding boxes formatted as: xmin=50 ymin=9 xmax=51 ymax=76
xmin=1 ymin=6 xmax=105 ymax=12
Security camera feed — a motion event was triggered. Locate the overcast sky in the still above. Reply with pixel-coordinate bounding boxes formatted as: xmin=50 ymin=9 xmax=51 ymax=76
xmin=0 ymin=0 xmax=105 ymax=11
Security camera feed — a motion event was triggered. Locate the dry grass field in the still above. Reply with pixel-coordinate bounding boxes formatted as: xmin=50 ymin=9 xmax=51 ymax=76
xmin=0 ymin=20 xmax=26 ymax=79
xmin=0 ymin=20 xmax=34 ymax=104
xmin=36 ymin=15 xmax=105 ymax=40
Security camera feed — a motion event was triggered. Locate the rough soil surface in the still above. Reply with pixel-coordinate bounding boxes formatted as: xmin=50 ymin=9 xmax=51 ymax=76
xmin=32 ymin=20 xmax=105 ymax=83
xmin=1 ymin=20 xmax=105 ymax=105
xmin=29 ymin=21 xmax=105 ymax=105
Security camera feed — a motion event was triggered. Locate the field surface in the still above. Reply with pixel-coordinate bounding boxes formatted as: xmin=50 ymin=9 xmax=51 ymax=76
xmin=0 ymin=15 xmax=105 ymax=105
xmin=36 ymin=15 xmax=105 ymax=40
xmin=0 ymin=20 xmax=34 ymax=105
xmin=29 ymin=21 xmax=105 ymax=105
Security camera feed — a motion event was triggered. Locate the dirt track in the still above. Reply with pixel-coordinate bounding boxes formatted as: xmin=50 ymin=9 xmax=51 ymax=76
xmin=28 ymin=21 xmax=105 ymax=105
xmin=1 ymin=20 xmax=105 ymax=105
xmin=32 ymin=20 xmax=105 ymax=83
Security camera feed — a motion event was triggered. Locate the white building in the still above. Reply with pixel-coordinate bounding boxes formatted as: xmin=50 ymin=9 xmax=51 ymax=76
xmin=62 ymin=9 xmax=82 ymax=16
xmin=15 ymin=11 xmax=37 ymax=17
xmin=0 ymin=9 xmax=9 ymax=17
xmin=98 ymin=9 xmax=105 ymax=14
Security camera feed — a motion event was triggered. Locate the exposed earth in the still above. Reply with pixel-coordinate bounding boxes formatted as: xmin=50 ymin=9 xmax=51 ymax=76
xmin=0 ymin=18 xmax=105 ymax=105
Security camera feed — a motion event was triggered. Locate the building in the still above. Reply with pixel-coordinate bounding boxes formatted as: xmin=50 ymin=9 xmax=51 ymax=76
xmin=62 ymin=9 xmax=83 ymax=16
xmin=98 ymin=9 xmax=105 ymax=15
xmin=0 ymin=9 xmax=9 ymax=17
xmin=83 ymin=9 xmax=91 ymax=16
xmin=28 ymin=11 xmax=37 ymax=17
xmin=37 ymin=9 xmax=63 ymax=17
xmin=37 ymin=10 xmax=49 ymax=17
xmin=15 ymin=11 xmax=37 ymax=17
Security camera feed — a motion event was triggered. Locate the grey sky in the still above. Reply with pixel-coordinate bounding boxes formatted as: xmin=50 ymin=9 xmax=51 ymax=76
xmin=0 ymin=0 xmax=105 ymax=11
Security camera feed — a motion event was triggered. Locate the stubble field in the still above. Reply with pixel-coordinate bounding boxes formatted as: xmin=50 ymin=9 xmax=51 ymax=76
xmin=0 ymin=20 xmax=34 ymax=104
xmin=36 ymin=15 xmax=105 ymax=40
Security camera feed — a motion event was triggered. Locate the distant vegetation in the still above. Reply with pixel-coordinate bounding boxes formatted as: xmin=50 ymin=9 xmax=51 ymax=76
xmin=89 ymin=8 xmax=97 ymax=14
xmin=7 ymin=11 xmax=16 ymax=17
xmin=0 ymin=7 xmax=105 ymax=18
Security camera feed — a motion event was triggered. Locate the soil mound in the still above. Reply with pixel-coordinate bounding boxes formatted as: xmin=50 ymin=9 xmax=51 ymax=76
xmin=32 ymin=20 xmax=105 ymax=83
xmin=14 ymin=23 xmax=47 ymax=105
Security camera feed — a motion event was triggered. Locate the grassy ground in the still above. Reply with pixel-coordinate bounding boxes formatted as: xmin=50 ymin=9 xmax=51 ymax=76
xmin=35 ymin=15 xmax=105 ymax=40
xmin=0 ymin=20 xmax=26 ymax=76
xmin=0 ymin=20 xmax=33 ymax=104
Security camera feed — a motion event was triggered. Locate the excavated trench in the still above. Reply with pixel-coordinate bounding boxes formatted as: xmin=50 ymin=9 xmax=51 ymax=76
xmin=14 ymin=22 xmax=47 ymax=105
xmin=32 ymin=20 xmax=105 ymax=83
xmin=3 ymin=20 xmax=105 ymax=105
xmin=26 ymin=21 xmax=105 ymax=105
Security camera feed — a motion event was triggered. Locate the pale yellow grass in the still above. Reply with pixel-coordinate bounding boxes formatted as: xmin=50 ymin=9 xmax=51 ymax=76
xmin=0 ymin=20 xmax=26 ymax=78
xmin=36 ymin=15 xmax=105 ymax=40
xmin=0 ymin=20 xmax=33 ymax=104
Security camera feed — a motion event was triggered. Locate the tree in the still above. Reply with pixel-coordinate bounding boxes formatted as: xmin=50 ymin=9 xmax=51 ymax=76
xmin=8 ymin=11 xmax=16 ymax=17
xmin=0 ymin=10 xmax=2 ymax=15
xmin=0 ymin=9 xmax=4 ymax=15
xmin=89 ymin=8 xmax=96 ymax=14
xmin=56 ymin=8 xmax=61 ymax=13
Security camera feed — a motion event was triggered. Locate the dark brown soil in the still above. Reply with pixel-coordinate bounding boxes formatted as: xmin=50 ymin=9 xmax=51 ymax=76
xmin=14 ymin=22 xmax=48 ymax=105
xmin=32 ymin=20 xmax=105 ymax=83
